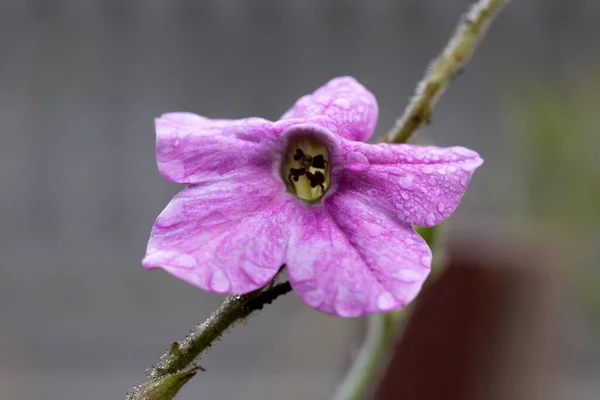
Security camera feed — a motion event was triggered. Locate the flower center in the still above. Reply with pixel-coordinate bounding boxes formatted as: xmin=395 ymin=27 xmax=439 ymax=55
xmin=281 ymin=137 xmax=330 ymax=202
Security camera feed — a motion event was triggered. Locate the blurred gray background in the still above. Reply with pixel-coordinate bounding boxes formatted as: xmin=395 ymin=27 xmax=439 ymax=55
xmin=1 ymin=0 xmax=600 ymax=399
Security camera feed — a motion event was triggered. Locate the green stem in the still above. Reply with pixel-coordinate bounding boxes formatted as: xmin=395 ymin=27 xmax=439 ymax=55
xmin=386 ymin=0 xmax=512 ymax=144
xmin=331 ymin=311 xmax=405 ymax=400
xmin=125 ymin=281 xmax=292 ymax=400
xmin=330 ymin=224 xmax=444 ymax=400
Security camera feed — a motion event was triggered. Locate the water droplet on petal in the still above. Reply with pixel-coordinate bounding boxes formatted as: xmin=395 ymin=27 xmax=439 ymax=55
xmin=461 ymin=162 xmax=478 ymax=172
xmin=333 ymin=97 xmax=351 ymax=109
xmin=399 ymin=175 xmax=414 ymax=188
xmin=377 ymin=292 xmax=397 ymax=310
xmin=394 ymin=268 xmax=421 ymax=282
xmin=421 ymin=255 xmax=432 ymax=267
xmin=172 ymin=253 xmax=197 ymax=269
xmin=453 ymin=147 xmax=473 ymax=156
xmin=210 ymin=269 xmax=231 ymax=292
xmin=334 ymin=298 xmax=363 ymax=317
xmin=303 ymin=288 xmax=324 ymax=307
xmin=460 ymin=175 xmax=469 ymax=187
xmin=426 ymin=212 xmax=436 ymax=226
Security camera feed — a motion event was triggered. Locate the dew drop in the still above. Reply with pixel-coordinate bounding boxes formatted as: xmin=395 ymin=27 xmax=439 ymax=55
xmin=421 ymin=255 xmax=432 ymax=267
xmin=377 ymin=292 xmax=397 ymax=310
xmin=302 ymin=288 xmax=324 ymax=307
xmin=333 ymin=97 xmax=351 ymax=109
xmin=461 ymin=162 xmax=477 ymax=172
xmin=394 ymin=268 xmax=421 ymax=282
xmin=453 ymin=147 xmax=472 ymax=156
xmin=399 ymin=175 xmax=414 ymax=188
xmin=460 ymin=175 xmax=469 ymax=187
xmin=210 ymin=269 xmax=231 ymax=292
xmin=426 ymin=212 xmax=436 ymax=226
xmin=334 ymin=299 xmax=363 ymax=317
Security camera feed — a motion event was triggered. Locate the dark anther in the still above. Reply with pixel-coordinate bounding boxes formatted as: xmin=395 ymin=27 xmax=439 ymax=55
xmin=293 ymin=149 xmax=304 ymax=161
xmin=288 ymin=167 xmax=306 ymax=183
xmin=314 ymin=171 xmax=325 ymax=184
xmin=311 ymin=154 xmax=326 ymax=169
xmin=290 ymin=167 xmax=305 ymax=177
xmin=305 ymin=171 xmax=325 ymax=192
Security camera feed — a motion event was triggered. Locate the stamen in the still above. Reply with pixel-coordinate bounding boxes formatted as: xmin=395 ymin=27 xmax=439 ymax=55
xmin=305 ymin=171 xmax=326 ymax=192
xmin=281 ymin=138 xmax=330 ymax=202
xmin=311 ymin=155 xmax=326 ymax=169
xmin=289 ymin=167 xmax=306 ymax=183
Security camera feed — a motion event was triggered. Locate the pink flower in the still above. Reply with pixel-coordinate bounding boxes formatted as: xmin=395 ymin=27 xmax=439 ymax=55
xmin=142 ymin=77 xmax=482 ymax=317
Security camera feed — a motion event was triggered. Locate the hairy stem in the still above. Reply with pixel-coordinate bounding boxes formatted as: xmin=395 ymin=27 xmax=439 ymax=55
xmin=126 ymin=281 xmax=292 ymax=400
xmin=386 ymin=0 xmax=512 ymax=144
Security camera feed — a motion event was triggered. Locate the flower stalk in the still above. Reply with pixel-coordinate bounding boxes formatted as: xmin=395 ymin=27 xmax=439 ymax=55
xmin=386 ymin=0 xmax=512 ymax=144
xmin=331 ymin=224 xmax=445 ymax=400
xmin=125 ymin=281 xmax=291 ymax=400
xmin=331 ymin=311 xmax=405 ymax=400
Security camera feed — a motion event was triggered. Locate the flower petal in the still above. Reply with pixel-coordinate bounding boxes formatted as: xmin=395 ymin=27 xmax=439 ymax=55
xmin=281 ymin=76 xmax=378 ymax=142
xmin=285 ymin=193 xmax=431 ymax=317
xmin=155 ymin=112 xmax=281 ymax=183
xmin=338 ymin=141 xmax=483 ymax=227
xmin=142 ymin=174 xmax=293 ymax=293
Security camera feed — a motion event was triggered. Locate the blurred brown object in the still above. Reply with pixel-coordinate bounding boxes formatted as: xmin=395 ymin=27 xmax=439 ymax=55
xmin=373 ymin=227 xmax=563 ymax=400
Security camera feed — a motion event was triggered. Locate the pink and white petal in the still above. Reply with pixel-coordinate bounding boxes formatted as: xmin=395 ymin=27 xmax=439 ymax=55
xmin=155 ymin=112 xmax=280 ymax=184
xmin=142 ymin=175 xmax=293 ymax=294
xmin=285 ymin=194 xmax=431 ymax=317
xmin=281 ymin=76 xmax=378 ymax=142
xmin=338 ymin=141 xmax=483 ymax=227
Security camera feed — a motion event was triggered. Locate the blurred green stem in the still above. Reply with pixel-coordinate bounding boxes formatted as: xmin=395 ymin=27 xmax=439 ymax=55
xmin=386 ymin=0 xmax=512 ymax=144
xmin=331 ymin=311 xmax=405 ymax=400
xmin=331 ymin=225 xmax=444 ymax=400
xmin=330 ymin=0 xmax=513 ymax=396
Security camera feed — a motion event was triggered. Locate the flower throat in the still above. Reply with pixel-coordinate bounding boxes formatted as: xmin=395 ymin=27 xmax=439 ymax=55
xmin=281 ymin=138 xmax=330 ymax=202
